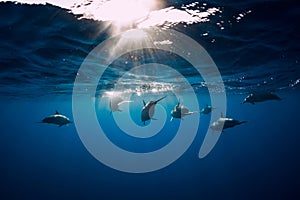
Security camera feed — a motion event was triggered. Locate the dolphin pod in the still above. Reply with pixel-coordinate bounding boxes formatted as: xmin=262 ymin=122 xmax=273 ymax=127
xmin=41 ymin=90 xmax=281 ymax=132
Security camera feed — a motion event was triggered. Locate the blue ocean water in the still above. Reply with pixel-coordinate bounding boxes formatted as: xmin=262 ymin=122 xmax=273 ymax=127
xmin=0 ymin=0 xmax=300 ymax=199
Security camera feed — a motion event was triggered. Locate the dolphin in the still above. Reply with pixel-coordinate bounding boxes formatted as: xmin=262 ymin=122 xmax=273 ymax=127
xmin=210 ymin=113 xmax=247 ymax=131
xmin=242 ymin=91 xmax=281 ymax=104
xmin=109 ymin=96 xmax=132 ymax=112
xmin=170 ymin=99 xmax=196 ymax=121
xmin=140 ymin=84 xmax=151 ymax=90
xmin=141 ymin=96 xmax=166 ymax=125
xmin=200 ymin=104 xmax=214 ymax=115
xmin=41 ymin=111 xmax=72 ymax=127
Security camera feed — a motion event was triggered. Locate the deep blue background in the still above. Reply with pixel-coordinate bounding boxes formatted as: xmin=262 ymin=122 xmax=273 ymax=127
xmin=1 ymin=92 xmax=300 ymax=199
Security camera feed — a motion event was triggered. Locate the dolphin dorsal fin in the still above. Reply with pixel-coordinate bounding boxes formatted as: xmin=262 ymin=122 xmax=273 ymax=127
xmin=220 ymin=112 xmax=224 ymax=118
xmin=143 ymin=100 xmax=146 ymax=106
xmin=55 ymin=110 xmax=59 ymax=115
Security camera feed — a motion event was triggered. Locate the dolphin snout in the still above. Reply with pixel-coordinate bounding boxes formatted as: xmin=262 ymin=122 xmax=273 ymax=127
xmin=154 ymin=96 xmax=167 ymax=104
xmin=239 ymin=121 xmax=247 ymax=125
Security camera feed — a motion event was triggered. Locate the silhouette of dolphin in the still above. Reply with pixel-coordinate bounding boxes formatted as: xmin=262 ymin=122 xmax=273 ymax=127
xmin=109 ymin=96 xmax=132 ymax=112
xmin=200 ymin=104 xmax=214 ymax=115
xmin=41 ymin=111 xmax=72 ymax=127
xmin=141 ymin=96 xmax=166 ymax=125
xmin=210 ymin=113 xmax=247 ymax=131
xmin=242 ymin=91 xmax=281 ymax=104
xmin=171 ymin=99 xmax=196 ymax=121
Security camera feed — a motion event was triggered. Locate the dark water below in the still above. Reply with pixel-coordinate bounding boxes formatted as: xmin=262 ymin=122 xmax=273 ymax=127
xmin=1 ymin=92 xmax=300 ymax=199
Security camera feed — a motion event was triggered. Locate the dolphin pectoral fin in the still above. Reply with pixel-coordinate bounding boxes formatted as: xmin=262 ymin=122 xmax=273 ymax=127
xmin=143 ymin=100 xmax=146 ymax=106
xmin=59 ymin=124 xmax=63 ymax=127
xmin=170 ymin=117 xmax=173 ymax=122
xmin=117 ymin=109 xmax=122 ymax=112
xmin=250 ymin=102 xmax=255 ymax=105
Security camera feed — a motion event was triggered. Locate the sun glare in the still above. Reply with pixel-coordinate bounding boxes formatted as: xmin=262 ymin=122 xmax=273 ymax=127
xmin=101 ymin=0 xmax=157 ymax=26
xmin=121 ymin=29 xmax=147 ymax=39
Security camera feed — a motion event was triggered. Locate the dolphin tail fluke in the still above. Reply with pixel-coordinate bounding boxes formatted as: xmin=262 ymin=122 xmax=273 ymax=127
xmin=239 ymin=121 xmax=247 ymax=125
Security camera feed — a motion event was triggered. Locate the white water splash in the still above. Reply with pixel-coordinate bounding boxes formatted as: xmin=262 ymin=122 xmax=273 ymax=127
xmin=2 ymin=0 xmax=221 ymax=29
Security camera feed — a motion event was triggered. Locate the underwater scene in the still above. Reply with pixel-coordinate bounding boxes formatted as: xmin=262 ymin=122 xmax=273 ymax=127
xmin=0 ymin=0 xmax=300 ymax=199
